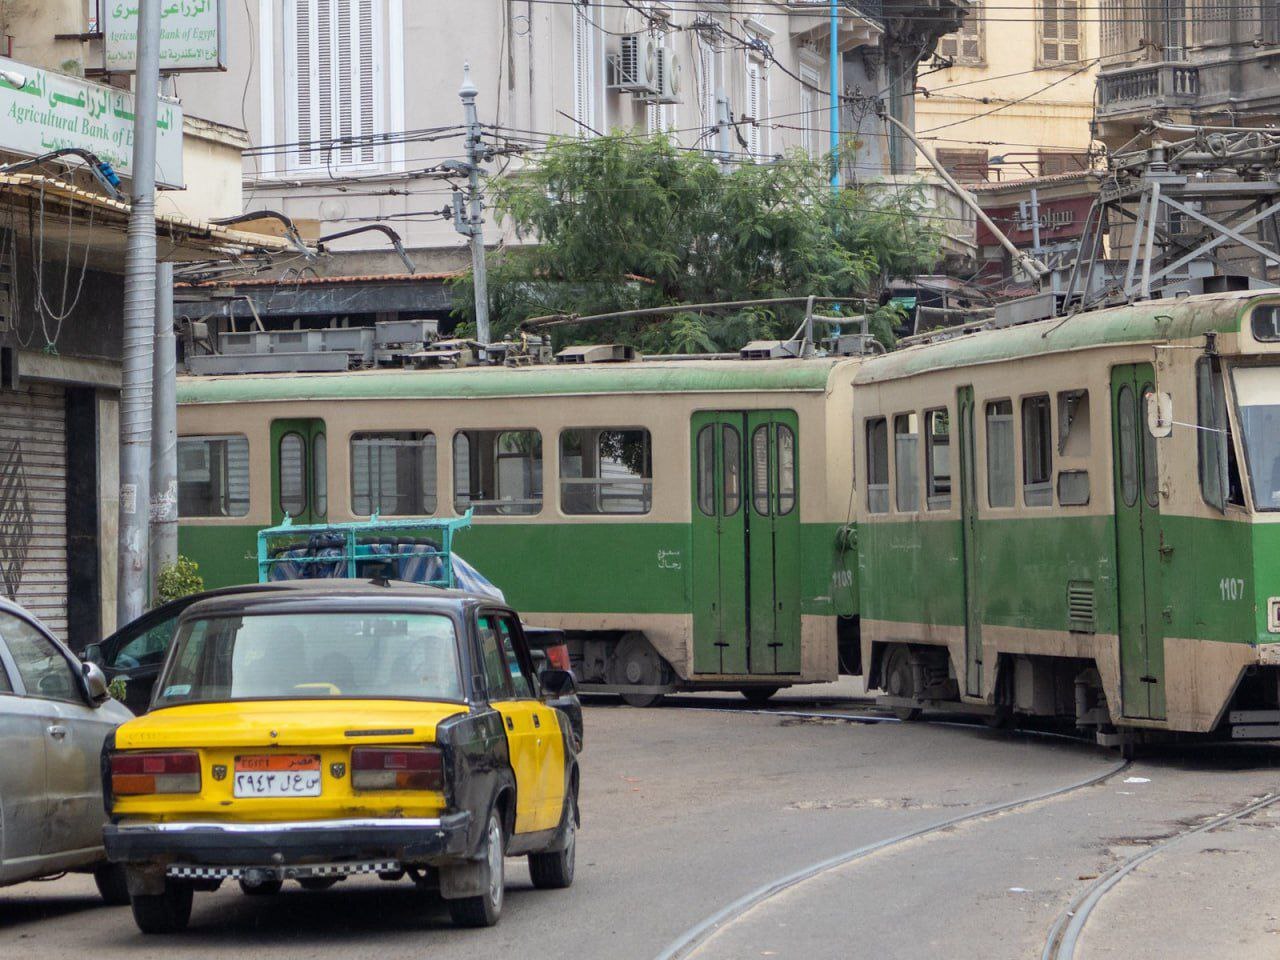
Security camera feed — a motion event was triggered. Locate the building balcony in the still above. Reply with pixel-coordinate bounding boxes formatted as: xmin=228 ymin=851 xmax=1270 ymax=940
xmin=1096 ymin=62 xmax=1201 ymax=120
xmin=786 ymin=1 xmax=883 ymax=51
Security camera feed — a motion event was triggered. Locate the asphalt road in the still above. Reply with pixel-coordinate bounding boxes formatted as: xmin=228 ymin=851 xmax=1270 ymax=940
xmin=4 ymin=693 xmax=1280 ymax=960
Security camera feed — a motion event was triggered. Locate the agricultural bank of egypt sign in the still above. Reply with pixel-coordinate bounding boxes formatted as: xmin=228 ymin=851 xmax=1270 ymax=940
xmin=0 ymin=56 xmax=184 ymax=189
xmin=104 ymin=0 xmax=227 ymax=73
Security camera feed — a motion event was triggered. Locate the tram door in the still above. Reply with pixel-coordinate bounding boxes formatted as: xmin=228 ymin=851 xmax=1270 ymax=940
xmin=956 ymin=386 xmax=983 ymax=697
xmin=1111 ymin=365 xmax=1167 ymax=720
xmin=270 ymin=418 xmax=328 ymax=525
xmin=691 ymin=411 xmax=801 ymax=675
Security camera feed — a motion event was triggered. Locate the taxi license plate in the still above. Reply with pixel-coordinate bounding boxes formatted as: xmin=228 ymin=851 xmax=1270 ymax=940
xmin=233 ymin=755 xmax=322 ymax=798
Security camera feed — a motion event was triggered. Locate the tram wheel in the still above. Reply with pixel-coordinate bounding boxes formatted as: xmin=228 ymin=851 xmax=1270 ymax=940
xmin=740 ymin=686 xmax=781 ymax=707
xmin=883 ymin=645 xmax=922 ymax=722
xmin=612 ymin=633 xmax=668 ymax=708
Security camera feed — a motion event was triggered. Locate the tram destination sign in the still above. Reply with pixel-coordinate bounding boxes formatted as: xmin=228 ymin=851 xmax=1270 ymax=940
xmin=102 ymin=0 xmax=227 ymax=73
xmin=0 ymin=56 xmax=184 ymax=188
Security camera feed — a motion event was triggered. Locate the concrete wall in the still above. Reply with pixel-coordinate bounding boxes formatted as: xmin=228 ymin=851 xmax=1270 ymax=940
xmin=913 ymin=1 xmax=1101 ymax=182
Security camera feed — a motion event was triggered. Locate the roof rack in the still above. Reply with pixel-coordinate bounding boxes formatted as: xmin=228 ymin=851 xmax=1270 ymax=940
xmin=256 ymin=512 xmax=473 ymax=587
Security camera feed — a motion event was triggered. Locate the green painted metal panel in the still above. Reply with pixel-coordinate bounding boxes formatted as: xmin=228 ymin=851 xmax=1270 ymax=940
xmin=1112 ymin=363 xmax=1166 ymax=720
xmin=957 ymin=385 xmax=982 ymax=696
xmin=177 ymin=360 xmax=843 ymax=406
xmin=746 ymin=410 xmax=801 ymax=675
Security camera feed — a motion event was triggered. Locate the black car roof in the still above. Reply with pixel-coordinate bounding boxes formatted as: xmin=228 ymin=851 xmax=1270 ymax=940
xmin=178 ymin=579 xmax=502 ymax=620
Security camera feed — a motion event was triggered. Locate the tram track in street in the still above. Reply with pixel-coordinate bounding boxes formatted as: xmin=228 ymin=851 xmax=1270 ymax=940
xmin=1040 ymin=788 xmax=1280 ymax=960
xmin=651 ymin=697 xmax=1131 ymax=960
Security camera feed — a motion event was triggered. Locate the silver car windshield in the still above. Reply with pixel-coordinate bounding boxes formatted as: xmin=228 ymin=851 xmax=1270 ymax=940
xmin=1233 ymin=366 xmax=1280 ymax=511
xmin=155 ymin=611 xmax=463 ymax=705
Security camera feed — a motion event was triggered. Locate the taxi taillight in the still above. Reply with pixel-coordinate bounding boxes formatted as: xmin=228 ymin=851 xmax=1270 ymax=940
xmin=351 ymin=747 xmax=443 ymax=791
xmin=110 ymin=751 xmax=201 ymax=795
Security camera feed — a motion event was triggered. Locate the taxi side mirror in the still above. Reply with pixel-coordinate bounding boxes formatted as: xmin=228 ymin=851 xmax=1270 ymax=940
xmin=539 ymin=668 xmax=576 ymax=699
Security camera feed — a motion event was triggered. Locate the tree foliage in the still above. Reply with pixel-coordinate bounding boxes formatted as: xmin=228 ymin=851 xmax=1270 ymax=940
xmin=452 ymin=134 xmax=942 ymax=352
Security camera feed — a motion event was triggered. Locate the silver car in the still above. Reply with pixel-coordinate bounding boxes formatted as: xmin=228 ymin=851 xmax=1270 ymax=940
xmin=0 ymin=599 xmax=134 ymax=902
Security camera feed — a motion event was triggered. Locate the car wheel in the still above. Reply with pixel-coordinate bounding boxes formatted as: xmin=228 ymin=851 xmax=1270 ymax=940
xmin=528 ymin=784 xmax=577 ymax=890
xmin=239 ymin=877 xmax=284 ymax=896
xmin=298 ymin=877 xmax=340 ymax=891
xmin=93 ymin=863 xmax=130 ymax=906
xmin=739 ymin=686 xmax=781 ymax=707
xmin=130 ymin=881 xmax=193 ymax=934
xmin=447 ymin=810 xmax=505 ymax=928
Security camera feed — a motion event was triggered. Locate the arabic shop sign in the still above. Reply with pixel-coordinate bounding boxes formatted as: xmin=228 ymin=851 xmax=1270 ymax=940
xmin=0 ymin=56 xmax=184 ymax=188
xmin=103 ymin=0 xmax=227 ymax=73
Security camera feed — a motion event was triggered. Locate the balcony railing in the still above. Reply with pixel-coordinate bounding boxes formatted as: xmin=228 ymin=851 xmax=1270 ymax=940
xmin=1098 ymin=62 xmax=1201 ymax=114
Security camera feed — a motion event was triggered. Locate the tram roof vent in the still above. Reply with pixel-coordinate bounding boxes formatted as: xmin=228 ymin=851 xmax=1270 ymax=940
xmin=555 ymin=343 xmax=639 ymax=364
xmin=739 ymin=339 xmax=813 ymax=360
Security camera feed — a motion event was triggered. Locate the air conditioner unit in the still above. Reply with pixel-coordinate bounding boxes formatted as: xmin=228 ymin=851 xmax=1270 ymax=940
xmin=610 ymin=34 xmax=658 ymax=93
xmin=651 ymin=46 xmax=683 ymax=104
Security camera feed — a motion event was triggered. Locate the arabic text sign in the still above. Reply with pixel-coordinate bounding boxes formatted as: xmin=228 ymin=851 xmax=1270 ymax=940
xmin=104 ymin=0 xmax=226 ymax=73
xmin=0 ymin=56 xmax=184 ymax=188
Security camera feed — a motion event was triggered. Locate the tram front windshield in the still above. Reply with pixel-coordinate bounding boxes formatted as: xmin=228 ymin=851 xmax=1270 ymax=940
xmin=1233 ymin=366 xmax=1280 ymax=510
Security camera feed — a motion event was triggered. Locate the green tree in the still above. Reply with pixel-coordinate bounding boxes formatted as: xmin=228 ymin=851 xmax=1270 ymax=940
xmin=451 ymin=134 xmax=941 ymax=351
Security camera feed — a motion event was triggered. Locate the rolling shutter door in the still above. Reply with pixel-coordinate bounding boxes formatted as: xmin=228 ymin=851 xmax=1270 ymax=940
xmin=0 ymin=384 xmax=67 ymax=635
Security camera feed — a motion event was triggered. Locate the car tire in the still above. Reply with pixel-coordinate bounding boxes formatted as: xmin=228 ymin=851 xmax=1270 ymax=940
xmin=528 ymin=785 xmax=577 ymax=890
xmin=94 ymin=863 xmax=131 ymax=906
xmin=239 ymin=877 xmax=284 ymax=896
xmin=298 ymin=877 xmax=340 ymax=891
xmin=130 ymin=881 xmax=194 ymax=934
xmin=447 ymin=810 xmax=505 ymax=928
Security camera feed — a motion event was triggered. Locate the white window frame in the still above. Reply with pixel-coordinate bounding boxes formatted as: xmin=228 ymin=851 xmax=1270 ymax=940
xmin=282 ymin=0 xmax=388 ymax=177
xmin=745 ymin=50 xmax=769 ymax=162
xmin=799 ymin=64 xmax=820 ymax=158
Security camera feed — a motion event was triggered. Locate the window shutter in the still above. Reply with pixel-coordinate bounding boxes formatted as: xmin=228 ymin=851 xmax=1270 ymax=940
xmin=316 ymin=0 xmax=333 ymax=157
xmin=747 ymin=62 xmax=760 ymax=160
xmin=572 ymin=2 xmax=594 ymax=136
xmin=356 ymin=0 xmax=377 ymax=164
xmin=800 ymin=84 xmax=814 ymax=157
xmin=294 ymin=0 xmax=314 ymax=166
xmin=699 ymin=42 xmax=715 ymax=125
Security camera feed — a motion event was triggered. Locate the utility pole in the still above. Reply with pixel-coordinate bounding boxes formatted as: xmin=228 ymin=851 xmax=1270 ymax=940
xmin=454 ymin=64 xmax=490 ymax=347
xmin=149 ymin=261 xmax=177 ymax=595
xmin=830 ymin=0 xmax=840 ymax=191
xmin=716 ymin=91 xmax=732 ymax=169
xmin=118 ymin=0 xmax=161 ymax=625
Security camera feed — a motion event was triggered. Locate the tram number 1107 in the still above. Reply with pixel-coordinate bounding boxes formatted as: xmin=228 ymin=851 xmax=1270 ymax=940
xmin=1220 ymin=577 xmax=1247 ymax=602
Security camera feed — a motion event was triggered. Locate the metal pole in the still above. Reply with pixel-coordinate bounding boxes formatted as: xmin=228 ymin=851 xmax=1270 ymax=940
xmin=716 ymin=91 xmax=732 ymax=169
xmin=117 ymin=0 xmax=161 ymax=625
xmin=830 ymin=0 xmax=840 ymax=190
xmin=149 ymin=262 xmax=177 ymax=596
xmin=1029 ymin=187 xmax=1042 ymax=256
xmin=456 ymin=64 xmax=491 ymax=347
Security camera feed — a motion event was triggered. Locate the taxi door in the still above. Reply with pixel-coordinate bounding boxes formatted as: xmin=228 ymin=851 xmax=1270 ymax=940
xmin=476 ymin=612 xmax=541 ymax=834
xmin=494 ymin=614 xmax=565 ymax=831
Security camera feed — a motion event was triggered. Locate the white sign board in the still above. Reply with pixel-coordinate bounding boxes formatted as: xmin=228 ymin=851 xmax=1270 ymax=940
xmin=0 ymin=57 xmax=184 ymax=188
xmin=103 ymin=0 xmax=227 ymax=73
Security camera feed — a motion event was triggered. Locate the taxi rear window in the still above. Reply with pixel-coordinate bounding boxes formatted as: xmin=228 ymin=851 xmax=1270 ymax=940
xmin=156 ymin=611 xmax=462 ymax=705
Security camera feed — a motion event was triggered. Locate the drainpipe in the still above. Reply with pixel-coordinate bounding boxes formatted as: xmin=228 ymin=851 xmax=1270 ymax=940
xmin=117 ymin=0 xmax=161 ymax=625
xmin=830 ymin=0 xmax=840 ymax=191
xmin=149 ymin=261 xmax=177 ymax=596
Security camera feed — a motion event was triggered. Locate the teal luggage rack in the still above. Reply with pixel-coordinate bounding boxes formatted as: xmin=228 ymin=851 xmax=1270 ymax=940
xmin=257 ymin=512 xmax=473 ymax=588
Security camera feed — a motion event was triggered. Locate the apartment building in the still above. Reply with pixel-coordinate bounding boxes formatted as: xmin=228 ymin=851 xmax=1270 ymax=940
xmin=914 ymin=0 xmax=1100 ymax=183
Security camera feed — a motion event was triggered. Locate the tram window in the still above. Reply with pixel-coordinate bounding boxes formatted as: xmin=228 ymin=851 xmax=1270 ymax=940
xmin=894 ymin=414 xmax=920 ymax=512
xmin=453 ymin=430 xmax=542 ymax=516
xmin=1118 ymin=384 xmax=1139 ymax=508
xmin=777 ymin=424 xmax=796 ymax=516
xmin=925 ymin=409 xmax=951 ymax=511
xmin=313 ymin=433 xmax=328 ymax=517
xmin=985 ymin=400 xmax=1015 ymax=508
xmin=177 ymin=435 xmax=249 ymax=517
xmin=866 ymin=418 xmax=889 ymax=514
xmin=560 ymin=428 xmax=652 ymax=515
xmin=752 ymin=426 xmax=771 ymax=515
xmin=1057 ymin=470 xmax=1091 ymax=506
xmin=1021 ymin=396 xmax=1053 ymax=507
xmin=723 ymin=424 xmax=742 ymax=516
xmin=1057 ymin=390 xmax=1091 ymax=457
xmin=1253 ymin=304 xmax=1280 ymax=341
xmin=1230 ymin=366 xmax=1280 ymax=511
xmin=696 ymin=426 xmax=715 ymax=517
xmin=351 ymin=432 xmax=437 ymax=516
xmin=1197 ymin=358 xmax=1245 ymax=510
xmin=278 ymin=432 xmax=307 ymax=517
xmin=1141 ymin=386 xmax=1160 ymax=508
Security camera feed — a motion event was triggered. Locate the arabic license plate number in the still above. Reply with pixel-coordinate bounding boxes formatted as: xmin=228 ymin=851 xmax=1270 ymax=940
xmin=233 ymin=755 xmax=322 ymax=798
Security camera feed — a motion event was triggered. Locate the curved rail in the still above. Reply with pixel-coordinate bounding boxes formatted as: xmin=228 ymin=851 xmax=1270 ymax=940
xmin=653 ymin=755 xmax=1130 ymax=960
xmin=1041 ymin=789 xmax=1280 ymax=960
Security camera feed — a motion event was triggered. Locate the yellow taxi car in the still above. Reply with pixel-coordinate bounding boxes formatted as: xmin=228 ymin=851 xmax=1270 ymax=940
xmin=102 ymin=581 xmax=581 ymax=933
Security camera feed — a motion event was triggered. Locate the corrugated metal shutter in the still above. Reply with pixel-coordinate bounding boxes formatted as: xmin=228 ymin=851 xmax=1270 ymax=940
xmin=0 ymin=384 xmax=67 ymax=635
